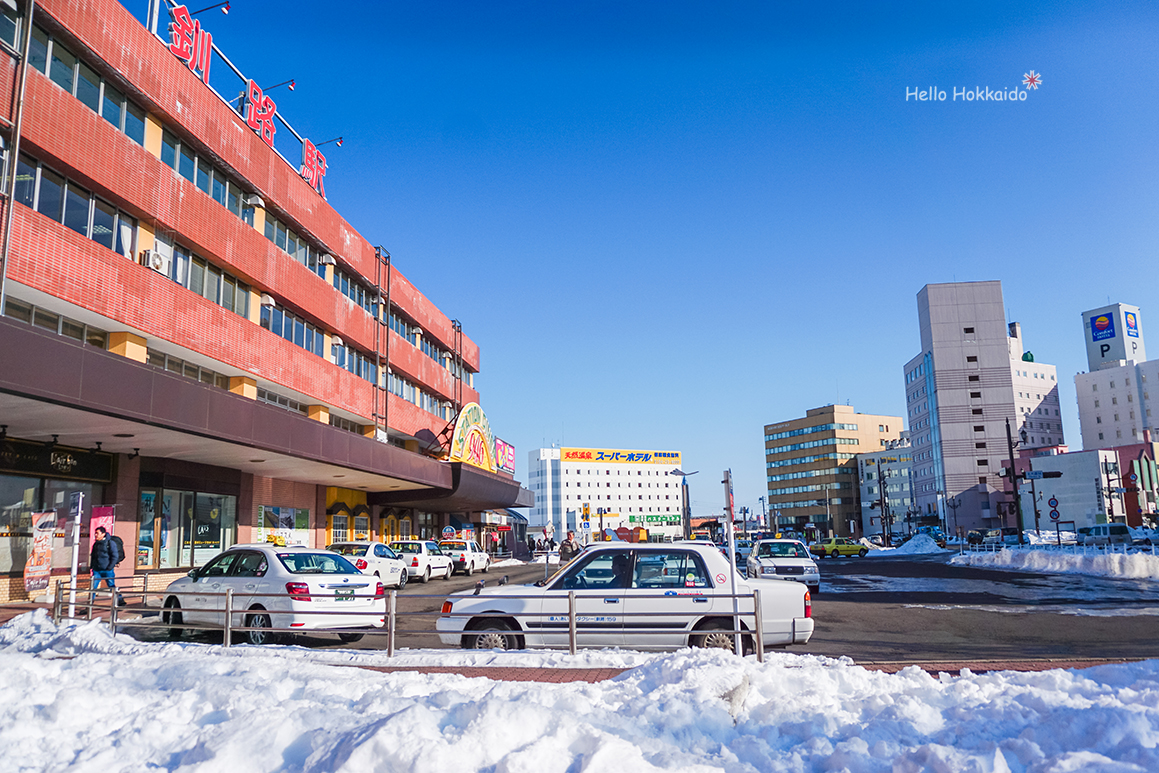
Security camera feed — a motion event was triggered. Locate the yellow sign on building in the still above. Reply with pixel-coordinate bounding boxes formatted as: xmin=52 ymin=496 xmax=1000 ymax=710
xmin=560 ymin=448 xmax=681 ymax=465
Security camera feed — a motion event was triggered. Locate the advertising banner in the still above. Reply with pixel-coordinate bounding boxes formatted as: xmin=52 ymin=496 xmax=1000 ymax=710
xmin=23 ymin=512 xmax=56 ymax=593
xmin=1091 ymin=314 xmax=1116 ymax=341
xmin=90 ymin=506 xmax=116 ymax=537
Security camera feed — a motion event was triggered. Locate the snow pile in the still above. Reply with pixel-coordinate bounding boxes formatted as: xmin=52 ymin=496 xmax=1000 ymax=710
xmin=951 ymin=548 xmax=1159 ymax=580
xmin=1025 ymin=529 xmax=1077 ymax=545
xmin=2 ymin=613 xmax=1159 ymax=772
xmin=868 ymin=533 xmax=949 ymax=556
xmin=490 ymin=558 xmax=525 ymax=568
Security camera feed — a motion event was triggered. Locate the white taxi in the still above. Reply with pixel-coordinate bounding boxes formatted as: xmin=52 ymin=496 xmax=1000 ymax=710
xmin=746 ymin=539 xmax=820 ymax=592
xmin=438 ymin=539 xmax=491 ymax=576
xmin=389 ymin=539 xmax=455 ymax=583
xmin=436 ymin=543 xmax=813 ymax=653
xmin=328 ymin=541 xmax=409 ymax=589
xmin=161 ymin=544 xmax=384 ymax=645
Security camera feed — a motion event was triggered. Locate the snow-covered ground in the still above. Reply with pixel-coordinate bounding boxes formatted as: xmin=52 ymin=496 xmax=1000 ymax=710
xmin=3 ymin=611 xmax=1159 ymax=772
xmin=951 ymin=546 xmax=1159 ymax=581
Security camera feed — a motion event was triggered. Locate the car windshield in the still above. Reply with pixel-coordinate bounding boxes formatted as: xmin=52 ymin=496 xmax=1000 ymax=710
xmin=758 ymin=542 xmax=809 ymax=559
xmin=391 ymin=542 xmax=422 ymax=554
xmin=327 ymin=544 xmax=367 ymax=557
xmin=276 ymin=552 xmax=359 ymax=574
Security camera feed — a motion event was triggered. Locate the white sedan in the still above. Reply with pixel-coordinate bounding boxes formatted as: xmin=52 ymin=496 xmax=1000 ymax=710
xmin=746 ymin=539 xmax=820 ymax=592
xmin=328 ymin=541 xmax=408 ymax=589
xmin=161 ymin=544 xmax=385 ymax=645
xmin=438 ymin=539 xmax=491 ymax=576
xmin=437 ymin=543 xmax=813 ymax=653
xmin=389 ymin=539 xmax=455 ymax=583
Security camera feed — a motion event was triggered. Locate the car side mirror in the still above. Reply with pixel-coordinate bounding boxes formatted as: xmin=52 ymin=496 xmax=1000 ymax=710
xmin=187 ymin=568 xmax=199 ymax=580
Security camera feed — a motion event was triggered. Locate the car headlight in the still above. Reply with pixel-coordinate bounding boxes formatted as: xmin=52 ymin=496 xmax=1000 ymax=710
xmin=808 ymin=564 xmax=818 ymax=572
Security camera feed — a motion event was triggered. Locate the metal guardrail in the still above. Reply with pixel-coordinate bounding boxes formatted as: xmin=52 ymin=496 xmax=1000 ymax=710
xmin=959 ymin=541 xmax=1157 ymax=556
xmin=50 ymin=581 xmax=775 ymax=661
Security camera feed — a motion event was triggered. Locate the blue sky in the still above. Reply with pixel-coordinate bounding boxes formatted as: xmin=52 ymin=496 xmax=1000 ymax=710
xmin=137 ymin=1 xmax=1159 ymax=515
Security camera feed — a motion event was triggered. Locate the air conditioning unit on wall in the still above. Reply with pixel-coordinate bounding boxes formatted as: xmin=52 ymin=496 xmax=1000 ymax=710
xmin=140 ymin=249 xmax=171 ymax=275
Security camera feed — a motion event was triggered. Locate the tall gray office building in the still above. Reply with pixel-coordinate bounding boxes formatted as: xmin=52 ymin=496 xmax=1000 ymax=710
xmin=903 ymin=282 xmax=1065 ymax=534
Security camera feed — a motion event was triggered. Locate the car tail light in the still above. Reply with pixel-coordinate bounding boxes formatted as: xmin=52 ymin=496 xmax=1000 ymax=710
xmin=286 ymin=582 xmax=311 ymax=602
xmin=804 ymin=590 xmax=812 ymax=618
xmin=460 ymin=553 xmax=466 ymax=561
xmin=441 ymin=600 xmax=453 ymax=614
xmin=375 ymin=582 xmax=385 ymax=598
xmin=355 ymin=559 xmax=368 ymax=570
xmin=411 ymin=557 xmax=419 ymax=567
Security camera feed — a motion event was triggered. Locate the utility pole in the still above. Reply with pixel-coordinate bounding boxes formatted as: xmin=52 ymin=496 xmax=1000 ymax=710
xmin=1005 ymin=417 xmax=1026 ymax=545
xmin=876 ymin=464 xmax=891 ymax=546
xmin=946 ymin=496 xmax=961 ymax=539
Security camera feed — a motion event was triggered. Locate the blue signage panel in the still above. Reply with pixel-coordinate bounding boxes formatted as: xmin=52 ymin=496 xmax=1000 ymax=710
xmin=1091 ymin=314 xmax=1116 ymax=341
xmin=1126 ymin=311 xmax=1140 ymax=338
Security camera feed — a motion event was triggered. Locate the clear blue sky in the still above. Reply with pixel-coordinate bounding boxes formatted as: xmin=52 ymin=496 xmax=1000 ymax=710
xmin=135 ymin=1 xmax=1159 ymax=516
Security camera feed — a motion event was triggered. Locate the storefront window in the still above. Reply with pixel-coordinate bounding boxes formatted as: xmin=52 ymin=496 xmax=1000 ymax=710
xmin=353 ymin=515 xmax=370 ymax=541
xmin=0 ymin=477 xmax=100 ymax=574
xmin=331 ymin=514 xmax=349 ymax=544
xmin=137 ymin=489 xmax=236 ymax=569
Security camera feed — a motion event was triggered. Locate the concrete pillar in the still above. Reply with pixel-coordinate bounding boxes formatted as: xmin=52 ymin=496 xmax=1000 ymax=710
xmin=229 ymin=376 xmax=257 ymax=399
xmin=108 ymin=332 xmax=147 ymax=362
xmin=308 ymin=405 xmax=330 ymax=423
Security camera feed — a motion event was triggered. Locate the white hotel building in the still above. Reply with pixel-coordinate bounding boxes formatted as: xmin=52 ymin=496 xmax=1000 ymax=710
xmin=526 ymin=447 xmax=685 ymax=541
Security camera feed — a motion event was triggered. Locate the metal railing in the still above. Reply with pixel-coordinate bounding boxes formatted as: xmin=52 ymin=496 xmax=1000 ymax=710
xmin=50 ymin=582 xmax=780 ymax=661
xmin=960 ymin=541 xmax=1156 ymax=556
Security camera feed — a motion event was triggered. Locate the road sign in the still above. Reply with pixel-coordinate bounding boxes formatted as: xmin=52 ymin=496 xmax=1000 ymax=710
xmin=581 ymin=520 xmax=591 ymax=530
xmin=1049 ymin=509 xmax=1060 ymax=521
xmin=1129 ymin=473 xmax=1138 ymax=482
xmin=1025 ymin=470 xmax=1044 ymax=480
xmin=1115 ymin=487 xmax=1127 ymax=494
xmin=442 ymin=526 xmax=455 ymax=537
xmin=1048 ymin=497 xmax=1059 ymax=508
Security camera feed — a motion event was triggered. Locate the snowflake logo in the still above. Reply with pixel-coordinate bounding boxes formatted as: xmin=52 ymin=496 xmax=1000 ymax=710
xmin=1022 ymin=70 xmax=1042 ymax=90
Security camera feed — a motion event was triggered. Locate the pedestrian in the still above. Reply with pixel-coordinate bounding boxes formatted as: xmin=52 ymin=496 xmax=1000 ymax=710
xmin=558 ymin=530 xmax=581 ymax=562
xmin=526 ymin=535 xmax=536 ymax=555
xmin=548 ymin=537 xmax=557 ymax=551
xmin=90 ymin=526 xmax=125 ymax=607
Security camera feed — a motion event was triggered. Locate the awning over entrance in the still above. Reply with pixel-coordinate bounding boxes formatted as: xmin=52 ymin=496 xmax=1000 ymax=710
xmin=0 ymin=319 xmax=532 ymax=511
xmin=369 ymin=462 xmax=534 ymax=512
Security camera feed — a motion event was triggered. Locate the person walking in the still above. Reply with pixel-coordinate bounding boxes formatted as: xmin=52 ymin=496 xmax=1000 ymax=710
xmin=90 ymin=526 xmax=125 ymax=607
xmin=558 ymin=531 xmax=581 ymax=563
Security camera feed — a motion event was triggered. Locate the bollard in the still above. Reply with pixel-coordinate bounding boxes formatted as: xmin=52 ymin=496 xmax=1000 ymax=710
xmin=223 ymin=589 xmax=233 ymax=648
xmin=753 ymin=589 xmax=764 ymax=663
xmin=387 ymin=590 xmax=397 ymax=658
xmin=568 ymin=591 xmax=577 ymax=656
xmin=52 ymin=580 xmax=63 ymax=625
xmin=108 ymin=590 xmax=118 ymax=634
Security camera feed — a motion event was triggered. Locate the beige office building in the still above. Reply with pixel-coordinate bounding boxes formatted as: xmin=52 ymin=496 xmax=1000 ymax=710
xmin=764 ymin=404 xmax=903 ymax=538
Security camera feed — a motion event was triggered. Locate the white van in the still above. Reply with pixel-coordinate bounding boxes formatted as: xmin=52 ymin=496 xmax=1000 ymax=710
xmin=1083 ymin=523 xmax=1131 ymax=545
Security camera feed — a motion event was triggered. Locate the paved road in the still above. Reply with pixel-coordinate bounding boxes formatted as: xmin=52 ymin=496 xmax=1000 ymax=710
xmin=126 ymin=553 xmax=1159 ymax=664
xmin=796 ymin=551 xmax=1159 ymax=662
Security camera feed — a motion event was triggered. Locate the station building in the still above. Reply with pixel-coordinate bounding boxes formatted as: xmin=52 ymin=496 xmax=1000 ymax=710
xmin=0 ymin=0 xmax=530 ymax=599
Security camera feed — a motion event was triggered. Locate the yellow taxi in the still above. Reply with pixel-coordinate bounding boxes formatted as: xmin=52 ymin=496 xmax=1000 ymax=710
xmin=808 ymin=537 xmax=868 ymax=559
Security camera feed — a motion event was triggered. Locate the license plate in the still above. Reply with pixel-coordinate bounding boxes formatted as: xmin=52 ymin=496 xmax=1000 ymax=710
xmin=335 ymin=588 xmax=354 ymax=602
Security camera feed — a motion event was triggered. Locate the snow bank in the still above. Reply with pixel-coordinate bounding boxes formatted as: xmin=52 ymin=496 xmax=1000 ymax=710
xmin=867 ymin=533 xmax=949 ymax=556
xmin=951 ymin=547 xmax=1159 ymax=580
xmin=3 ymin=612 xmax=1159 ymax=772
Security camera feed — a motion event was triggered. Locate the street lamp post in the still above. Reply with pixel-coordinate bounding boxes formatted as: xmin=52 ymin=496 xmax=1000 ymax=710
xmin=671 ymin=468 xmax=699 ymax=539
xmin=1005 ymin=417 xmax=1027 ymax=545
xmin=946 ymin=496 xmax=962 ymax=539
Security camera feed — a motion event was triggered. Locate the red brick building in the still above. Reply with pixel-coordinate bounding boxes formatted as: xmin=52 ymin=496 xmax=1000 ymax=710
xmin=0 ymin=0 xmax=530 ymax=599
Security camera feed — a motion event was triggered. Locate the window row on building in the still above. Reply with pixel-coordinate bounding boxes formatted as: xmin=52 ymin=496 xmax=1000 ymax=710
xmin=14 ymin=154 xmax=136 ymax=259
xmin=766 ymin=437 xmax=860 ymax=456
xmin=154 ymin=238 xmax=251 ymax=319
xmin=764 ymin=422 xmax=859 ymax=442
xmin=3 ymin=297 xmax=108 ymax=348
xmin=767 ymin=452 xmax=858 ymax=469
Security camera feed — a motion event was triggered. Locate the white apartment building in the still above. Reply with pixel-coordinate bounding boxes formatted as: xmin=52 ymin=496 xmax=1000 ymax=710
xmin=857 ymin=435 xmax=916 ymax=539
xmin=1074 ymin=303 xmax=1159 ymax=449
xmin=1016 ymin=449 xmax=1125 ymax=531
xmin=526 ymin=447 xmax=684 ymax=541
xmin=904 ymin=281 xmax=1064 ymax=533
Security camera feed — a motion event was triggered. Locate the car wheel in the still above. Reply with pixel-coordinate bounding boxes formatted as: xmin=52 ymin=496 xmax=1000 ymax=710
xmin=692 ymin=621 xmax=752 ymax=655
xmin=466 ymin=621 xmax=519 ymax=650
xmin=338 ymin=632 xmax=364 ymax=644
xmin=162 ymin=597 xmax=183 ymax=640
xmin=245 ymin=610 xmax=276 ymax=646
xmin=830 ymin=550 xmax=840 ymax=558
xmin=421 ymin=566 xmax=431 ymax=584
xmin=481 ymin=560 xmax=489 ymax=574
xmin=858 ymin=548 xmax=868 ymax=558
xmin=397 ymin=569 xmax=408 ymax=590
xmin=445 ymin=564 xmax=454 ymax=580
xmin=464 ymin=561 xmax=473 ymax=577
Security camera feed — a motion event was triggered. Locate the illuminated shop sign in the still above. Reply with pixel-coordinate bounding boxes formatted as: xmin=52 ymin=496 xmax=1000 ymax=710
xmin=1091 ymin=314 xmax=1115 ymax=342
xmin=159 ymin=3 xmax=330 ymax=198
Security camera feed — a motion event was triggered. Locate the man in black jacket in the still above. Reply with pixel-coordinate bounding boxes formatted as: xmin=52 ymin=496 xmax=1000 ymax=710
xmin=90 ymin=526 xmax=125 ymax=606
